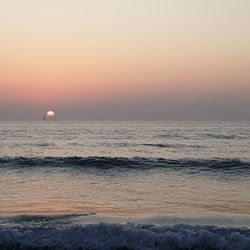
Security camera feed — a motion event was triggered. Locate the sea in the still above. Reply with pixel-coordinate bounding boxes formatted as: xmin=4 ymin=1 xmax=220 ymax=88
xmin=0 ymin=121 xmax=249 ymax=250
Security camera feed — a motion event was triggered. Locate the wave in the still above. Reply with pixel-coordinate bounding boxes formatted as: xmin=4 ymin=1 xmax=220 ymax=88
xmin=0 ymin=223 xmax=249 ymax=250
xmin=0 ymin=157 xmax=249 ymax=174
xmin=3 ymin=213 xmax=95 ymax=225
xmin=156 ymin=133 xmax=247 ymax=140
xmin=156 ymin=134 xmax=190 ymax=139
xmin=142 ymin=143 xmax=203 ymax=148
xmin=143 ymin=143 xmax=176 ymax=148
xmin=202 ymin=134 xmax=245 ymax=140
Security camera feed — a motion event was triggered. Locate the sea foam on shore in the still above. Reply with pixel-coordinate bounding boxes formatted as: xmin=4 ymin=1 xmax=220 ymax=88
xmin=0 ymin=223 xmax=249 ymax=250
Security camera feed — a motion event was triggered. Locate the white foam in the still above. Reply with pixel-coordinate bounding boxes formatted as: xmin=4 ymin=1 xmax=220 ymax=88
xmin=0 ymin=223 xmax=249 ymax=250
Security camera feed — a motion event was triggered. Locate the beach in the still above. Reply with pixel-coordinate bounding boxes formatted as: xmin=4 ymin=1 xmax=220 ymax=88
xmin=0 ymin=121 xmax=249 ymax=249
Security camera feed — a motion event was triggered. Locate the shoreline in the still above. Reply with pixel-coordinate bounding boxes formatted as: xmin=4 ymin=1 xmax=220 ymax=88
xmin=1 ymin=213 xmax=250 ymax=228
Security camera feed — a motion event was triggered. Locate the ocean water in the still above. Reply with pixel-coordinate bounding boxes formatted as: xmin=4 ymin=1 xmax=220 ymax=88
xmin=0 ymin=121 xmax=249 ymax=249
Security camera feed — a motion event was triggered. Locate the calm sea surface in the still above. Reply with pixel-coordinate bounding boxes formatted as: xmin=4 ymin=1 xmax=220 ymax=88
xmin=0 ymin=121 xmax=250 ymax=249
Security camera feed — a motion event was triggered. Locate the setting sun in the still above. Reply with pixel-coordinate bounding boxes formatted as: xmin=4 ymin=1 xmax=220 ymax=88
xmin=47 ymin=111 xmax=55 ymax=118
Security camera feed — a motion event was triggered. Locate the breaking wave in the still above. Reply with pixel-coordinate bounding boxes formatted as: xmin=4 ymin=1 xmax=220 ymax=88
xmin=0 ymin=223 xmax=249 ymax=250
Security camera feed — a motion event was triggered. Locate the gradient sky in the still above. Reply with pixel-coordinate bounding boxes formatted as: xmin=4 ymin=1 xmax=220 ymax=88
xmin=0 ymin=0 xmax=249 ymax=120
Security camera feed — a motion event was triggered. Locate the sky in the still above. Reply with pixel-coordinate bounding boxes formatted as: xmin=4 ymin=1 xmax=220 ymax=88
xmin=0 ymin=0 xmax=249 ymax=120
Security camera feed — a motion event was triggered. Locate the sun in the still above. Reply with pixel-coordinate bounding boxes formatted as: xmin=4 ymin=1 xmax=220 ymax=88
xmin=47 ymin=111 xmax=55 ymax=118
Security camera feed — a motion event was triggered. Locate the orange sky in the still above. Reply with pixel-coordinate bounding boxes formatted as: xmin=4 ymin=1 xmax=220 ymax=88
xmin=0 ymin=0 xmax=249 ymax=119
